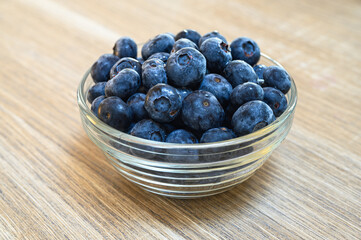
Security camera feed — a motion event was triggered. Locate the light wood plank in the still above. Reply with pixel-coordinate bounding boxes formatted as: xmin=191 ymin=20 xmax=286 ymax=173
xmin=0 ymin=0 xmax=360 ymax=239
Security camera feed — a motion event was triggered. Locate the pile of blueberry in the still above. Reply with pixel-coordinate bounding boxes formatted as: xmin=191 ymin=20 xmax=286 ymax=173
xmin=87 ymin=30 xmax=291 ymax=144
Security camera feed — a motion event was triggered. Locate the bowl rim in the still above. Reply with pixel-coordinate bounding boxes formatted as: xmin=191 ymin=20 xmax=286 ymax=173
xmin=77 ymin=53 xmax=297 ymax=150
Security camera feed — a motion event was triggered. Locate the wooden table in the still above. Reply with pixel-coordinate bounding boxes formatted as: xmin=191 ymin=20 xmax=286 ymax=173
xmin=1 ymin=0 xmax=360 ymax=239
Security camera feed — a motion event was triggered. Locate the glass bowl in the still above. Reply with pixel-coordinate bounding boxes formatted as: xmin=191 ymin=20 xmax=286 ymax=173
xmin=77 ymin=53 xmax=297 ymax=199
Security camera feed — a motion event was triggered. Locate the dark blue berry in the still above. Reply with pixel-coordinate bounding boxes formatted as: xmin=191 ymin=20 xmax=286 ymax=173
xmin=141 ymin=34 xmax=175 ymax=60
xmin=166 ymin=129 xmax=198 ymax=144
xmin=126 ymin=93 xmax=148 ymax=122
xmin=199 ymin=74 xmax=232 ymax=106
xmin=91 ymin=54 xmax=120 ymax=83
xmin=200 ymin=37 xmax=232 ymax=74
xmin=129 ymin=119 xmax=166 ymax=142
xmin=87 ymin=82 xmax=106 ymax=103
xmin=253 ymin=64 xmax=267 ymax=79
xmin=166 ymin=47 xmax=206 ymax=88
xmin=91 ymin=96 xmax=105 ymax=117
xmin=182 ymin=90 xmax=225 ymax=132
xmin=184 ymin=127 xmax=203 ymax=140
xmin=263 ymin=87 xmax=288 ymax=117
xmin=137 ymin=57 xmax=145 ymax=65
xmin=144 ymin=84 xmax=182 ymax=123
xmin=165 ymin=129 xmax=199 ymax=162
xmin=168 ymin=113 xmax=186 ymax=129
xmin=113 ymin=37 xmax=137 ymax=59
xmin=98 ymin=96 xmax=133 ymax=131
xmin=126 ymin=122 xmax=136 ymax=133
xmin=141 ymin=58 xmax=167 ymax=90
xmin=200 ymin=127 xmax=236 ymax=143
xmin=105 ymin=69 xmax=140 ymax=100
xmin=165 ymin=32 xmax=175 ymax=39
xmin=223 ymin=60 xmax=258 ymax=87
xmin=232 ymin=100 xmax=275 ymax=136
xmin=175 ymin=29 xmax=201 ymax=45
xmin=224 ymin=104 xmax=238 ymax=128
xmin=198 ymin=30 xmax=227 ymax=47
xmin=109 ymin=57 xmax=142 ymax=79
xmin=230 ymin=37 xmax=260 ymax=66
xmin=176 ymin=87 xmax=192 ymax=102
xmin=142 ymin=57 xmax=162 ymax=68
xmin=148 ymin=52 xmax=170 ymax=63
xmin=230 ymin=82 xmax=264 ymax=108
xmin=263 ymin=66 xmax=291 ymax=94
xmin=161 ymin=123 xmax=177 ymax=136
xmin=171 ymin=38 xmax=198 ymax=54
xmin=137 ymin=85 xmax=147 ymax=94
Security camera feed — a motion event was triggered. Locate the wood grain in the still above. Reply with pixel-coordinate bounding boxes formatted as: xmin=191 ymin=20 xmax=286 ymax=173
xmin=0 ymin=0 xmax=360 ymax=239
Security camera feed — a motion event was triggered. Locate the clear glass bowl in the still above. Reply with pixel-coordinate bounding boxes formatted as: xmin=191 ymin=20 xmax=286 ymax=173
xmin=77 ymin=53 xmax=297 ymax=198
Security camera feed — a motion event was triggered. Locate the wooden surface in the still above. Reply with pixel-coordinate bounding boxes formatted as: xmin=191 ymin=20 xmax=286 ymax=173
xmin=0 ymin=0 xmax=360 ymax=239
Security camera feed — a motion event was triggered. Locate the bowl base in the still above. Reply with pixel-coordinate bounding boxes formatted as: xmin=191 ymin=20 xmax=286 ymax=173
xmin=116 ymin=168 xmax=255 ymax=199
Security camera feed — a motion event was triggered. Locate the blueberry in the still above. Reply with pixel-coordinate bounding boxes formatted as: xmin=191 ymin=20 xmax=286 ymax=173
xmin=105 ymin=69 xmax=140 ymax=100
xmin=126 ymin=93 xmax=148 ymax=122
xmin=165 ymin=128 xmax=199 ymax=162
xmin=126 ymin=122 xmax=136 ymax=133
xmin=200 ymin=127 xmax=236 ymax=143
xmin=148 ymin=52 xmax=170 ymax=63
xmin=113 ymin=37 xmax=137 ymax=59
xmin=176 ymin=87 xmax=192 ymax=102
xmin=144 ymin=84 xmax=182 ymax=123
xmin=230 ymin=37 xmax=260 ymax=66
xmin=230 ymin=82 xmax=264 ymax=108
xmin=175 ymin=29 xmax=201 ymax=45
xmin=161 ymin=123 xmax=177 ymax=136
xmin=166 ymin=129 xmax=198 ymax=144
xmin=182 ymin=90 xmax=225 ymax=132
xmin=141 ymin=34 xmax=175 ymax=60
xmin=141 ymin=58 xmax=167 ymax=90
xmin=90 ymin=54 xmax=120 ymax=83
xmin=165 ymin=32 xmax=175 ymax=39
xmin=253 ymin=64 xmax=267 ymax=79
xmin=223 ymin=60 xmax=258 ymax=87
xmin=171 ymin=38 xmax=198 ymax=54
xmin=166 ymin=47 xmax=206 ymax=88
xmin=91 ymin=95 xmax=105 ymax=117
xmin=137 ymin=85 xmax=147 ymax=94
xmin=109 ymin=57 xmax=142 ymax=79
xmin=200 ymin=37 xmax=232 ymax=74
xmin=224 ymin=104 xmax=238 ymax=128
xmin=184 ymin=127 xmax=203 ymax=141
xmin=137 ymin=57 xmax=145 ymax=65
xmin=198 ymin=30 xmax=227 ymax=47
xmin=263 ymin=66 xmax=291 ymax=94
xmin=168 ymin=113 xmax=187 ymax=129
xmin=263 ymin=87 xmax=288 ymax=117
xmin=231 ymin=100 xmax=275 ymax=136
xmin=199 ymin=74 xmax=232 ymax=106
xmin=129 ymin=119 xmax=166 ymax=142
xmin=87 ymin=82 xmax=106 ymax=103
xmin=142 ymin=57 xmax=162 ymax=68
xmin=98 ymin=96 xmax=133 ymax=131
xmin=254 ymin=64 xmax=267 ymax=86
